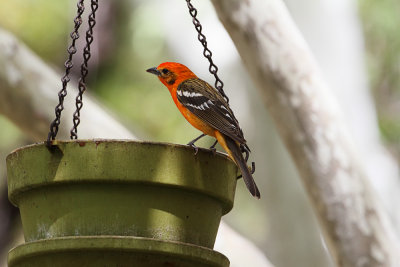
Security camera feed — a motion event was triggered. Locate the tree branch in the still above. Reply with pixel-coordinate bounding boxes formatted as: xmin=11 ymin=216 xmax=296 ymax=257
xmin=0 ymin=28 xmax=134 ymax=141
xmin=211 ymin=0 xmax=400 ymax=266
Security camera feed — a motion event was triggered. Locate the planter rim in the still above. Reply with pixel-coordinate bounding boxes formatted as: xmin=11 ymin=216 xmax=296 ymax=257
xmin=8 ymin=236 xmax=229 ymax=267
xmin=7 ymin=139 xmax=232 ymax=159
xmin=7 ymin=139 xmax=237 ymax=213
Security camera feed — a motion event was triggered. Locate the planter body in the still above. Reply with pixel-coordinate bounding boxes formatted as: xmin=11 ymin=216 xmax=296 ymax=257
xmin=7 ymin=140 xmax=237 ymax=266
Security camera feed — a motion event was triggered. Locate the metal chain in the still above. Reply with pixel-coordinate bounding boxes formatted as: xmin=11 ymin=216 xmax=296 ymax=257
xmin=185 ymin=0 xmax=229 ymax=103
xmin=46 ymin=0 xmax=85 ymax=146
xmin=70 ymin=0 xmax=99 ymax=139
xmin=186 ymin=0 xmax=255 ymax=175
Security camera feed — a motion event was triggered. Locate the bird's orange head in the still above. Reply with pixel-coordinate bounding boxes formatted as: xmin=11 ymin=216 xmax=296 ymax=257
xmin=146 ymin=62 xmax=197 ymax=90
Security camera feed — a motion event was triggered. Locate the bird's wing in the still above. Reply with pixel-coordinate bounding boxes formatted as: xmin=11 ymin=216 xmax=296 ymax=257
xmin=177 ymin=78 xmax=246 ymax=144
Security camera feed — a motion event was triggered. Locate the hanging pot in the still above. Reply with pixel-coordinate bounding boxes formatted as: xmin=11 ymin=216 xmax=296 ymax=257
xmin=7 ymin=140 xmax=237 ymax=266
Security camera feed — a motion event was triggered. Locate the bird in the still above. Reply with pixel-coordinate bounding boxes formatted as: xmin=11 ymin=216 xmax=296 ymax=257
xmin=147 ymin=62 xmax=260 ymax=198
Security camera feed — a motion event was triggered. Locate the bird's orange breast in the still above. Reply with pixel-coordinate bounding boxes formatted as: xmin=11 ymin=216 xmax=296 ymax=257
xmin=169 ymin=86 xmax=216 ymax=137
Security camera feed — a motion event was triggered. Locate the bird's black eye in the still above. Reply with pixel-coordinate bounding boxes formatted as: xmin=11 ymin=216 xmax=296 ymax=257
xmin=161 ymin=68 xmax=169 ymax=75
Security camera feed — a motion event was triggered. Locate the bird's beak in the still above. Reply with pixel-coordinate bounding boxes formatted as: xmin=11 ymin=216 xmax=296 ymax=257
xmin=146 ymin=67 xmax=161 ymax=76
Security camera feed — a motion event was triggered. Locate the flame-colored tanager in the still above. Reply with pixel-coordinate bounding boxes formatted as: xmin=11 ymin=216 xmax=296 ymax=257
xmin=147 ymin=62 xmax=260 ymax=198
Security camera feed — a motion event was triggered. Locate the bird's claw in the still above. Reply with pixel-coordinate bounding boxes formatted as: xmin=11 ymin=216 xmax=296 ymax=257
xmin=188 ymin=142 xmax=199 ymax=155
xmin=187 ymin=134 xmax=206 ymax=155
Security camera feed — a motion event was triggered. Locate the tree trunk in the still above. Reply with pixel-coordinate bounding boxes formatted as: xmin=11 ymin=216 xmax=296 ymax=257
xmin=283 ymin=0 xmax=400 ymax=238
xmin=211 ymin=0 xmax=400 ymax=266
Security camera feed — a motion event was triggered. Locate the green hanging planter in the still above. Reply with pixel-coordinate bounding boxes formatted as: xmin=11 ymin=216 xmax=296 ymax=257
xmin=7 ymin=140 xmax=237 ymax=266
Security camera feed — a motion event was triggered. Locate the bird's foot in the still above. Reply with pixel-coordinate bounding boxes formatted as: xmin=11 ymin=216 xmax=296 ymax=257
xmin=188 ymin=142 xmax=199 ymax=155
xmin=187 ymin=134 xmax=206 ymax=155
xmin=209 ymin=140 xmax=218 ymax=155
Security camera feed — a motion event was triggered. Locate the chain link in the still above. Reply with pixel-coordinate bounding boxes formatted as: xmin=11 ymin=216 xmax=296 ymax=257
xmin=70 ymin=0 xmax=99 ymax=139
xmin=46 ymin=0 xmax=85 ymax=146
xmin=185 ymin=0 xmax=229 ymax=103
xmin=186 ymin=0 xmax=255 ymax=175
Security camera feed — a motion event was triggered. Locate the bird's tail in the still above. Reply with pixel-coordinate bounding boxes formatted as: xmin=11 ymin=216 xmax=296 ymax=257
xmin=225 ymin=137 xmax=260 ymax=199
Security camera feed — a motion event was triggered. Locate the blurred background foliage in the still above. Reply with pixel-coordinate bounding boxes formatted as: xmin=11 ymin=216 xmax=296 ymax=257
xmin=359 ymin=0 xmax=400 ymax=160
xmin=1 ymin=0 xmax=398 ymax=160
xmin=0 ymin=0 xmax=399 ymax=266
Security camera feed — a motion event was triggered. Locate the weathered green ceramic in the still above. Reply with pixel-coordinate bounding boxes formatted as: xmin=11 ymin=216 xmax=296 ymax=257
xmin=8 ymin=236 xmax=229 ymax=267
xmin=7 ymin=140 xmax=237 ymax=248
